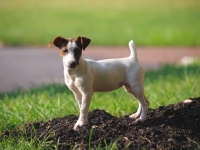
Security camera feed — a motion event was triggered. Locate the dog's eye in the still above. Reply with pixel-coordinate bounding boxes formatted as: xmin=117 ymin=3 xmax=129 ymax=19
xmin=63 ymin=49 xmax=68 ymax=53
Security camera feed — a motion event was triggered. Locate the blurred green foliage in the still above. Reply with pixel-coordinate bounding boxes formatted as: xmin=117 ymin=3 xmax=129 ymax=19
xmin=0 ymin=0 xmax=200 ymax=46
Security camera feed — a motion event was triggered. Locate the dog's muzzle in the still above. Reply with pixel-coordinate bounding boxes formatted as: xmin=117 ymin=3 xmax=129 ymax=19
xmin=68 ymin=61 xmax=79 ymax=68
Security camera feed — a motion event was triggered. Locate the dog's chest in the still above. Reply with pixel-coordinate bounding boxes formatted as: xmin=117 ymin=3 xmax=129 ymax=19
xmin=63 ymin=69 xmax=82 ymax=89
xmin=64 ymin=71 xmax=75 ymax=84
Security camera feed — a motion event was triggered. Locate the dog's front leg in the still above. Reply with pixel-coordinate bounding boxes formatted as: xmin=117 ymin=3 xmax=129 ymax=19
xmin=68 ymin=85 xmax=82 ymax=109
xmin=72 ymin=90 xmax=82 ymax=109
xmin=74 ymin=92 xmax=93 ymax=130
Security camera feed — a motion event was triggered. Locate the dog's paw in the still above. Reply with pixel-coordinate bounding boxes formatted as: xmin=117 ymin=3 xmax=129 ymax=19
xmin=132 ymin=118 xmax=145 ymax=124
xmin=73 ymin=124 xmax=80 ymax=131
xmin=129 ymin=113 xmax=140 ymax=119
xmin=73 ymin=120 xmax=88 ymax=130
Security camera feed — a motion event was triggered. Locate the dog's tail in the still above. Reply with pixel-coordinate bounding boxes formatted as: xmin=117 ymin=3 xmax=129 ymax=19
xmin=128 ymin=40 xmax=137 ymax=60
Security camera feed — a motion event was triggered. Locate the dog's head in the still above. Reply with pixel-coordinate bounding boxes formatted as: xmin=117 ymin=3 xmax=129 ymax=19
xmin=49 ymin=36 xmax=91 ymax=68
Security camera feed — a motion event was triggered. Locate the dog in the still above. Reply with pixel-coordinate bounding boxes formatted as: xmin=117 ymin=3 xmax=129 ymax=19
xmin=49 ymin=36 xmax=150 ymax=130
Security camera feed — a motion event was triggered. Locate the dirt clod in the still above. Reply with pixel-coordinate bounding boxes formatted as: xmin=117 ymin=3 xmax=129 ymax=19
xmin=2 ymin=97 xmax=200 ymax=149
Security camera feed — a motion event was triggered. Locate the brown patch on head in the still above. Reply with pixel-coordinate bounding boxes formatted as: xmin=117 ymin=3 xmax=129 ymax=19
xmin=73 ymin=47 xmax=82 ymax=62
xmin=76 ymin=36 xmax=91 ymax=50
xmin=49 ymin=36 xmax=91 ymax=59
xmin=59 ymin=40 xmax=82 ymax=59
xmin=48 ymin=36 xmax=91 ymax=50
xmin=48 ymin=36 xmax=68 ymax=49
xmin=59 ymin=49 xmax=67 ymax=57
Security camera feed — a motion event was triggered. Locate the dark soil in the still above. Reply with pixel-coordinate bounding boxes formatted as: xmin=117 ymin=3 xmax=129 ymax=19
xmin=2 ymin=97 xmax=200 ymax=149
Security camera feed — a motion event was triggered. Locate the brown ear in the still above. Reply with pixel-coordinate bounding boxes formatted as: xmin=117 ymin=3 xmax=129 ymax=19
xmin=48 ymin=36 xmax=68 ymax=49
xmin=77 ymin=36 xmax=91 ymax=50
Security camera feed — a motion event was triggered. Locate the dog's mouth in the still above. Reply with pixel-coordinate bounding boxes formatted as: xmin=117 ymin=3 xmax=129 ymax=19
xmin=68 ymin=61 xmax=79 ymax=68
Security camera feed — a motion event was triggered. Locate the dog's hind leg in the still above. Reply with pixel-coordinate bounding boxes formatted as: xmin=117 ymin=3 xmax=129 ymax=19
xmin=124 ymin=83 xmax=149 ymax=123
xmin=124 ymin=84 xmax=142 ymax=119
xmin=133 ymin=93 xmax=149 ymax=124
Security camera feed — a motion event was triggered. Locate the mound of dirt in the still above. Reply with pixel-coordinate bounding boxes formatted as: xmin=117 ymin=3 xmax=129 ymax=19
xmin=3 ymin=97 xmax=200 ymax=149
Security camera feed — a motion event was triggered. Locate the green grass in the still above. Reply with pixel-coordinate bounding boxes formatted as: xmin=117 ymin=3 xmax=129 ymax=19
xmin=0 ymin=0 xmax=200 ymax=46
xmin=0 ymin=60 xmax=200 ymax=149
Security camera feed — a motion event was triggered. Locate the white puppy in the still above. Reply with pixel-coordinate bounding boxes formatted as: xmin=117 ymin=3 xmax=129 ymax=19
xmin=49 ymin=36 xmax=150 ymax=130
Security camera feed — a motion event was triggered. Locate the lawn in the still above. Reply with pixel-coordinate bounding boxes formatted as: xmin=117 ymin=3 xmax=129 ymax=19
xmin=0 ymin=0 xmax=200 ymax=46
xmin=0 ymin=60 xmax=199 ymax=149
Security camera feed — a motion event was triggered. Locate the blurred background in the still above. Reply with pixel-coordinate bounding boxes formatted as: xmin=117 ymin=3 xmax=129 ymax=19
xmin=0 ymin=0 xmax=200 ymax=46
xmin=0 ymin=0 xmax=200 ymax=92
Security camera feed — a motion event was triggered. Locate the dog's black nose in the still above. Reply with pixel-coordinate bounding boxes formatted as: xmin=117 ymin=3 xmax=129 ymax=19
xmin=69 ymin=61 xmax=78 ymax=68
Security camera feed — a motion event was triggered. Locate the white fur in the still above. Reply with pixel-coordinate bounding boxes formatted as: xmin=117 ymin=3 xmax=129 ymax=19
xmin=63 ymin=40 xmax=149 ymax=130
xmin=63 ymin=41 xmax=77 ymax=66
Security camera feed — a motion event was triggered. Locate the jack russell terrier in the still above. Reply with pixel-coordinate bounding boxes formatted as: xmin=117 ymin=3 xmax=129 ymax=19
xmin=49 ymin=36 xmax=150 ymax=130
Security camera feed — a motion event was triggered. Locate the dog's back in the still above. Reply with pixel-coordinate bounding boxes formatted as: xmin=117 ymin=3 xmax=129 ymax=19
xmin=84 ymin=40 xmax=142 ymax=92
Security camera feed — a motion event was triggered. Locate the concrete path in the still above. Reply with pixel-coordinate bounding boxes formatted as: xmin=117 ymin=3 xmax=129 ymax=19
xmin=0 ymin=46 xmax=200 ymax=93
